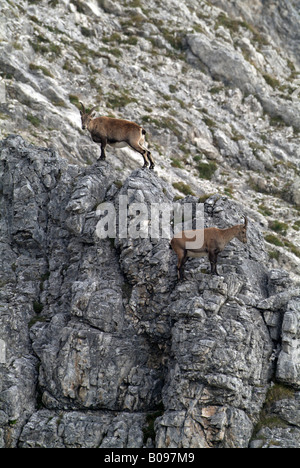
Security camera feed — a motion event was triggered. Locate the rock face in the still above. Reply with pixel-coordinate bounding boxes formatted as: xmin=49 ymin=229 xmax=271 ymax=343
xmin=186 ymin=32 xmax=300 ymax=129
xmin=0 ymin=0 xmax=300 ymax=286
xmin=1 ymin=0 xmax=300 ymax=450
xmin=210 ymin=0 xmax=300 ymax=68
xmin=1 ymin=135 xmax=299 ymax=448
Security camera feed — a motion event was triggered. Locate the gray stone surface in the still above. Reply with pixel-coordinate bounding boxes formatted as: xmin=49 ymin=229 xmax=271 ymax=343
xmin=0 ymin=0 xmax=300 ymax=285
xmin=1 ymin=0 xmax=300 ymax=449
xmin=1 ymin=135 xmax=299 ymax=448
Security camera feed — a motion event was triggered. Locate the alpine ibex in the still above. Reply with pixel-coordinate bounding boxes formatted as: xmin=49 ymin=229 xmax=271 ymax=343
xmin=80 ymin=103 xmax=155 ymax=169
xmin=171 ymin=217 xmax=248 ymax=279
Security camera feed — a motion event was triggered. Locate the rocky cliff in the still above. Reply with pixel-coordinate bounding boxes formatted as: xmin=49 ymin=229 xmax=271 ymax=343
xmin=0 ymin=134 xmax=299 ymax=448
xmin=0 ymin=0 xmax=300 ymax=283
xmin=0 ymin=0 xmax=300 ymax=449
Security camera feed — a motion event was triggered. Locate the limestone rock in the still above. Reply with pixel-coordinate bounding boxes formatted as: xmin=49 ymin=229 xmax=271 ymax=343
xmin=1 ymin=0 xmax=300 ymax=448
xmin=1 ymin=135 xmax=299 ymax=448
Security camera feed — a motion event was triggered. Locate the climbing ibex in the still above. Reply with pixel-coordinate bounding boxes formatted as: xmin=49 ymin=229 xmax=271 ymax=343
xmin=80 ymin=103 xmax=155 ymax=169
xmin=171 ymin=217 xmax=248 ymax=279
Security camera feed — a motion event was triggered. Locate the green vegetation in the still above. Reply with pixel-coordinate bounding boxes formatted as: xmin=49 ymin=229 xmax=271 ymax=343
xmin=113 ymin=180 xmax=124 ymax=190
xmin=69 ymin=94 xmax=81 ymax=109
xmin=29 ymin=36 xmax=48 ymax=55
xmin=63 ymin=60 xmax=79 ymax=74
xmin=258 ymin=204 xmax=272 ymax=217
xmin=284 ymin=240 xmax=300 ymax=258
xmin=28 ymin=316 xmax=47 ymax=328
xmin=0 ymin=112 xmax=9 ymax=121
xmin=266 ymin=384 xmax=295 ymax=404
xmin=268 ymin=220 xmax=288 ymax=236
xmin=72 ymin=41 xmax=121 ymax=67
xmin=71 ymin=0 xmax=85 ymax=13
xmin=171 ymin=158 xmax=184 ymax=169
xmin=173 ymin=182 xmax=195 ymax=196
xmin=121 ymin=14 xmax=145 ymax=30
xmin=26 ymin=114 xmax=41 ymax=128
xmin=269 ymin=115 xmax=286 ymax=128
xmin=215 ymin=12 xmax=268 ymax=45
xmin=198 ymin=193 xmax=215 ymax=203
xmin=202 ymin=116 xmax=217 ymax=129
xmin=292 ymin=220 xmax=300 ymax=231
xmin=223 ymin=186 xmax=234 ymax=198
xmin=253 ymin=383 xmax=295 ymax=438
xmin=268 ymin=250 xmax=280 ymax=261
xmin=51 ymin=99 xmax=66 ymax=108
xmin=215 ymin=12 xmax=244 ymax=33
xmin=160 ymin=116 xmax=182 ymax=138
xmin=248 ymin=177 xmax=270 ymax=195
xmin=33 ymin=301 xmax=43 ymax=314
xmin=106 ymin=91 xmax=138 ymax=109
xmin=142 ymin=404 xmax=164 ymax=444
xmin=81 ymin=26 xmax=95 ymax=38
xmin=263 ymin=73 xmax=281 ymax=90
xmin=29 ymin=63 xmax=54 ymax=78
xmin=209 ymin=86 xmax=224 ymax=95
xmin=265 ymin=233 xmax=300 ymax=258
xmin=142 ymin=115 xmax=182 ymax=139
xmin=265 ymin=234 xmax=284 ymax=247
xmin=29 ymin=29 xmax=62 ymax=58
xmin=197 ymin=161 xmax=217 ymax=180
xmin=120 ymin=15 xmax=185 ymax=58
xmin=160 ymin=27 xmax=185 ymax=51
xmin=124 ymin=0 xmax=142 ymax=7
xmin=102 ymin=32 xmax=138 ymax=47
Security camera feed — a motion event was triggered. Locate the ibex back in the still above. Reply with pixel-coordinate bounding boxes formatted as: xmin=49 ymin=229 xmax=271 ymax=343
xmin=80 ymin=103 xmax=155 ymax=170
xmin=171 ymin=217 xmax=248 ymax=279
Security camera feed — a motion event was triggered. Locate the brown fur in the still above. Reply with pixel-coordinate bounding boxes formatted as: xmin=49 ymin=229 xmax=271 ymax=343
xmin=171 ymin=218 xmax=248 ymax=279
xmin=80 ymin=103 xmax=155 ymax=169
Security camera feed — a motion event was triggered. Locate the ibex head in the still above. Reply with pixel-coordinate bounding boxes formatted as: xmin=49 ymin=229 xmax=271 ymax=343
xmin=80 ymin=102 xmax=98 ymax=130
xmin=236 ymin=216 xmax=248 ymax=244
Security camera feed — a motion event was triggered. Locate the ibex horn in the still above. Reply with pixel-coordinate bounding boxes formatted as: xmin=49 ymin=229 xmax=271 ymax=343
xmin=88 ymin=105 xmax=98 ymax=115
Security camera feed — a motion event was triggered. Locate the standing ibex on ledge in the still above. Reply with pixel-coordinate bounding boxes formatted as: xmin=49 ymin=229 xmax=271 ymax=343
xmin=171 ymin=217 xmax=248 ymax=280
xmin=79 ymin=103 xmax=155 ymax=170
